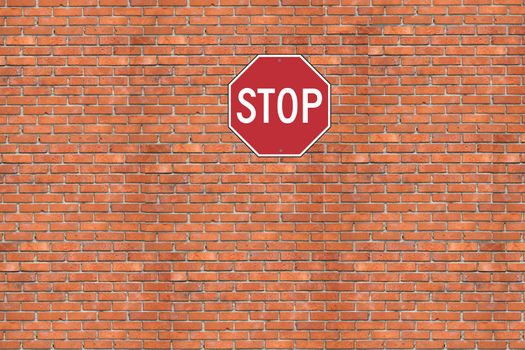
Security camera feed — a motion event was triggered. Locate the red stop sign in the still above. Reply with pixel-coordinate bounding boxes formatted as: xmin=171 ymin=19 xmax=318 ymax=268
xmin=228 ymin=55 xmax=331 ymax=157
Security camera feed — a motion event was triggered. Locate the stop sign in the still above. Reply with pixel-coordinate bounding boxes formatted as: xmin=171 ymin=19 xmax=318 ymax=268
xmin=228 ymin=55 xmax=330 ymax=157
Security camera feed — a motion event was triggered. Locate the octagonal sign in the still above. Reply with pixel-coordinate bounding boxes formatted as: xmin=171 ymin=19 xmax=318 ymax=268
xmin=228 ymin=55 xmax=331 ymax=157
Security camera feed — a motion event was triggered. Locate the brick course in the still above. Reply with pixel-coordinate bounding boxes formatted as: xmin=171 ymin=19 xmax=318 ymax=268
xmin=1 ymin=0 xmax=525 ymax=349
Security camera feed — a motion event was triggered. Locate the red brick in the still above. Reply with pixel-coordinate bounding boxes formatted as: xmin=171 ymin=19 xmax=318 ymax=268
xmin=0 ymin=1 xmax=522 ymax=348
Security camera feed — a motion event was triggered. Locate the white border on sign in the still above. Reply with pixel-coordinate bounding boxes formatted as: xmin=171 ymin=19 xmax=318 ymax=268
xmin=228 ymin=54 xmax=331 ymax=158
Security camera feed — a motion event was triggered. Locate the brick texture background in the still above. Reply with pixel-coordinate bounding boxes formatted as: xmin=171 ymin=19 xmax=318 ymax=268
xmin=1 ymin=0 xmax=525 ymax=349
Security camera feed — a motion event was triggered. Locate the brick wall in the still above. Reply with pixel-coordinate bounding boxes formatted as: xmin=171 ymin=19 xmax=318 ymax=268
xmin=1 ymin=0 xmax=525 ymax=349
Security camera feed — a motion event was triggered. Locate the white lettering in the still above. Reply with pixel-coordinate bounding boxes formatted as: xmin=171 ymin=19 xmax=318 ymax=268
xmin=277 ymin=88 xmax=298 ymax=124
xmin=236 ymin=88 xmax=256 ymax=124
xmin=302 ymin=88 xmax=322 ymax=123
xmin=256 ymin=88 xmax=275 ymax=124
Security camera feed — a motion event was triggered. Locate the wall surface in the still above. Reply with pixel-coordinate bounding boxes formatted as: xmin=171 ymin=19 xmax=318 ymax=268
xmin=1 ymin=0 xmax=525 ymax=349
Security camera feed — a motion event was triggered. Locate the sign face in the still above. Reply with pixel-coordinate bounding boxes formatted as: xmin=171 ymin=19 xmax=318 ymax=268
xmin=228 ymin=55 xmax=330 ymax=157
